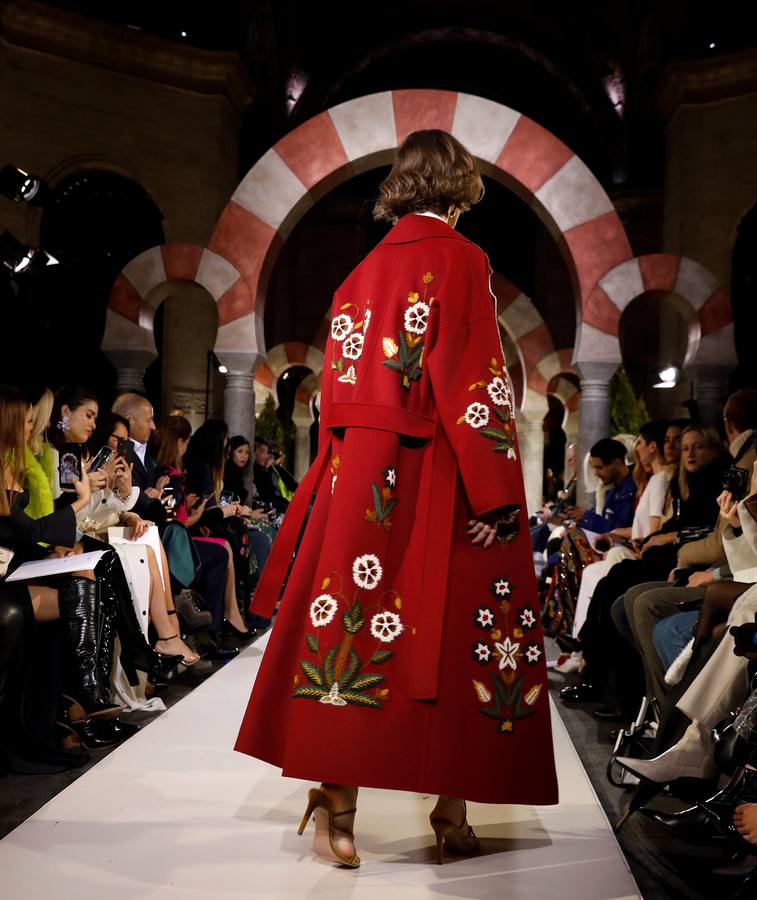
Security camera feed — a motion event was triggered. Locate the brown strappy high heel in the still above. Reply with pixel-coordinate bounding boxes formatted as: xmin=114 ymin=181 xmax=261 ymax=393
xmin=298 ymin=787 xmax=360 ymax=868
xmin=430 ymin=800 xmax=480 ymax=864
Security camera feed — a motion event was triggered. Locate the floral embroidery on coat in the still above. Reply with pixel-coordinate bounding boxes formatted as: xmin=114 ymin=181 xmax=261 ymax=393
xmin=364 ymin=466 xmax=398 ymax=531
xmin=469 ymin=573 xmax=543 ymax=734
xmin=382 ymin=272 xmax=434 ymax=391
xmin=331 ymin=299 xmax=371 ymax=384
xmin=457 ymin=357 xmax=518 ymax=459
xmin=293 ymin=555 xmax=404 ymax=709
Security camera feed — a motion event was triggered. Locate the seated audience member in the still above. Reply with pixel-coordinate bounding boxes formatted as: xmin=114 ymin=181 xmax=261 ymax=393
xmin=612 ymin=392 xmax=757 ymax=700
xmin=224 ymin=435 xmax=274 ymax=589
xmin=558 ymin=421 xmax=669 ymax=674
xmin=253 ymin=437 xmax=289 ymax=516
xmin=268 ymin=441 xmax=298 ymax=503
xmin=152 ymin=416 xmax=253 ymax=649
xmin=111 ymin=392 xmax=168 ymax=524
xmin=563 ymin=438 xmax=637 ymax=535
xmin=562 ymin=424 xmax=728 ymax=718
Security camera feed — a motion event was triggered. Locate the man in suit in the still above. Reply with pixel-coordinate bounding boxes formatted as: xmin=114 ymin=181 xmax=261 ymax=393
xmin=112 ymin=393 xmax=166 ymax=524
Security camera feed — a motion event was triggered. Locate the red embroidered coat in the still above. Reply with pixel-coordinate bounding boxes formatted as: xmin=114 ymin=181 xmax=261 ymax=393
xmin=235 ymin=214 xmax=558 ymax=805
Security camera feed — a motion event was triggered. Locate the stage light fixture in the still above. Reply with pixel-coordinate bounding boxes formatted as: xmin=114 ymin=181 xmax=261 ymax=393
xmin=653 ymin=365 xmax=680 ymax=389
xmin=0 ymin=230 xmax=58 ymax=274
xmin=218 ymin=364 xmax=228 ymax=374
xmin=0 ymin=164 xmax=45 ymax=205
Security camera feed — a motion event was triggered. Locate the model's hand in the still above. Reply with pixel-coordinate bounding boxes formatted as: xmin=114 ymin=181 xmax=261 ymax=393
xmin=467 ymin=519 xmax=496 ymax=548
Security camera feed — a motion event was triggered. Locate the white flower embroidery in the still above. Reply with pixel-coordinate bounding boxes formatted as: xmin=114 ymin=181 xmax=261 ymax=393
xmin=464 ymin=402 xmax=489 ymax=429
xmin=342 ymin=333 xmax=364 ymax=360
xmin=319 ymin=682 xmax=347 ymax=706
xmin=494 ymin=636 xmax=520 ymax=671
xmin=370 ymin=611 xmax=404 ymax=643
xmin=491 ymin=578 xmax=511 ymax=598
xmin=383 ymin=467 xmax=397 ymax=488
xmin=337 ymin=365 xmax=356 ymax=384
xmin=331 ymin=475 xmax=337 ymax=494
xmin=473 ymin=642 xmax=491 ymax=663
xmin=331 ymin=314 xmax=354 ymax=342
xmin=363 ymin=308 xmax=372 ymax=335
xmin=309 ymin=593 xmax=338 ymax=628
xmin=525 ymin=645 xmax=542 ymax=664
xmin=404 ymin=301 xmax=430 ymax=335
xmin=507 ymin=447 xmax=517 ymax=460
xmin=486 ymin=376 xmax=511 ymax=407
xmin=476 ymin=607 xmax=495 ymax=629
xmin=352 ymin=553 xmax=383 ymax=590
xmin=519 ymin=608 xmax=536 ymax=629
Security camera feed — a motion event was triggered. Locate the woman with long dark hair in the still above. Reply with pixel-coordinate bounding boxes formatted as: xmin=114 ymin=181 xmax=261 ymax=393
xmin=235 ymin=130 xmax=557 ymax=867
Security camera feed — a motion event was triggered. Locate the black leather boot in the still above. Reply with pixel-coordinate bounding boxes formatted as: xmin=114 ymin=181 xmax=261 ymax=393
xmin=95 ymin=549 xmax=182 ymax=686
xmin=639 ymin=767 xmax=757 ymax=842
xmin=59 ymin=576 xmax=121 ymax=719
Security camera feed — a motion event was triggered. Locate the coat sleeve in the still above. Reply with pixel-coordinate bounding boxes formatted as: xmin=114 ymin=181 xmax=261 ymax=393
xmin=3 ymin=503 xmax=77 ymax=553
xmin=426 ymin=248 xmax=526 ymax=518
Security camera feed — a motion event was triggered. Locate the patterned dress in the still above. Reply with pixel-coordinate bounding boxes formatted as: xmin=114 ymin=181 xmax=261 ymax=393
xmin=235 ymin=214 xmax=558 ymax=805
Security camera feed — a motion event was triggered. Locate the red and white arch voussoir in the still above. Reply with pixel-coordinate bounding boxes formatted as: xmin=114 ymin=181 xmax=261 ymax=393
xmin=208 ymin=89 xmax=632 ymax=356
xmin=104 ymin=243 xmax=260 ymax=369
xmin=581 ymin=253 xmax=735 ymax=367
xmin=253 ymin=342 xmax=324 ymax=402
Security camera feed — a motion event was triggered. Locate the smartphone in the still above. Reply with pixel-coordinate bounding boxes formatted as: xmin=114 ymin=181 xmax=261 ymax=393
xmin=116 ymin=439 xmax=137 ymax=467
xmin=731 ymin=622 xmax=757 ymax=654
xmin=161 ymin=485 xmax=176 ymax=520
xmin=220 ymin=490 xmax=238 ymax=506
xmin=89 ymin=446 xmax=115 ymax=472
xmin=58 ymin=444 xmax=82 ymax=492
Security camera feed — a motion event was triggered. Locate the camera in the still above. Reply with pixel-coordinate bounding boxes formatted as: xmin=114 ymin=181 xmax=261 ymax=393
xmin=722 ymin=466 xmax=750 ymax=501
xmin=731 ymin=619 xmax=757 ymax=655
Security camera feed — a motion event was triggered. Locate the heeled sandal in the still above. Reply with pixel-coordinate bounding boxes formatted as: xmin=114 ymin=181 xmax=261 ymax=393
xmin=430 ymin=801 xmax=480 ymax=864
xmin=298 ymin=787 xmax=360 ymax=868
xmin=154 ymin=632 xmax=199 ymax=667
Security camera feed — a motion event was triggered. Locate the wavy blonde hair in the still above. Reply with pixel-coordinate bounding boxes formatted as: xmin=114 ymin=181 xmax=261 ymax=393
xmin=373 ymin=130 xmax=484 ymax=223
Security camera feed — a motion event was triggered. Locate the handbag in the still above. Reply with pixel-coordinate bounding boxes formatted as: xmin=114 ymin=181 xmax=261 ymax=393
xmin=0 ymin=545 xmax=14 ymax=579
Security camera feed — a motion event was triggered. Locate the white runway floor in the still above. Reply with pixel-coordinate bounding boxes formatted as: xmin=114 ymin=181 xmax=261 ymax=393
xmin=0 ymin=634 xmax=640 ymax=899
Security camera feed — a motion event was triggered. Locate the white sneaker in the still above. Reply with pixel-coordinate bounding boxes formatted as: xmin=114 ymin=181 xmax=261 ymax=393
xmin=555 ymin=651 xmax=584 ymax=675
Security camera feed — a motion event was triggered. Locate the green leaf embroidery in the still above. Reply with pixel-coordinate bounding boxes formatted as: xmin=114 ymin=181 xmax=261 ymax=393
xmin=382 ymin=359 xmax=403 ymax=372
xmin=349 ymin=672 xmax=385 ymax=691
xmin=339 ymin=691 xmax=382 ymax=708
xmin=479 ymin=427 xmax=511 ymax=442
xmin=299 ymin=660 xmax=323 ymax=686
xmin=340 ymin=649 xmax=362 ymax=689
xmin=305 ymin=634 xmax=319 ymax=654
xmin=369 ymin=648 xmax=394 ymax=664
xmin=323 ymin=647 xmax=338 ymax=688
xmin=371 ymin=483 xmax=383 ymax=519
xmin=293 ymin=685 xmax=327 ymax=700
xmin=342 ymin=601 xmax=365 ymax=635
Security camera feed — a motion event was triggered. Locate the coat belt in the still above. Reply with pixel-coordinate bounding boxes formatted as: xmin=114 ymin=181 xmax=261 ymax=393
xmin=324 ymin=402 xmax=436 ymax=440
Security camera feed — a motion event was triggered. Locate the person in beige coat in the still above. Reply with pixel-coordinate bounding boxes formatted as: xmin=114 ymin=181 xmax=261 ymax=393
xmin=618 ymin=460 xmax=757 ymax=783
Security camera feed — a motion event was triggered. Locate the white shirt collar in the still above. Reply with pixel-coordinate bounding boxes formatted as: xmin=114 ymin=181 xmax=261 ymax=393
xmin=414 ymin=211 xmax=447 ymax=222
xmin=130 ymin=437 xmax=148 ymax=464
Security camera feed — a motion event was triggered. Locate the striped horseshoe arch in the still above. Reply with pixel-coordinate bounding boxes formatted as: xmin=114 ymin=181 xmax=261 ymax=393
xmin=580 ymin=253 xmax=735 ymax=367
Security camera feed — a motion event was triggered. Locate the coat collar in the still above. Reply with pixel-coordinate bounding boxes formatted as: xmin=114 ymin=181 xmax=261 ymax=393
xmin=380 ymin=213 xmax=474 ymax=246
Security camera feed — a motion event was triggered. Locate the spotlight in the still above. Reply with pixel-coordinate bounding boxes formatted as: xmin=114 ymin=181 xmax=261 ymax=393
xmin=709 ymin=42 xmax=716 ymax=49
xmin=0 ymin=164 xmax=46 ymax=205
xmin=654 ymin=365 xmax=680 ymax=389
xmin=0 ymin=231 xmax=58 ymax=274
xmin=180 ymin=30 xmax=187 ymax=38
xmin=218 ymin=364 xmax=228 ymax=374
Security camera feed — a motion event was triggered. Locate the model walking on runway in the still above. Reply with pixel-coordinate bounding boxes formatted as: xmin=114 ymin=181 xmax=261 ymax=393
xmin=235 ymin=129 xmax=558 ymax=867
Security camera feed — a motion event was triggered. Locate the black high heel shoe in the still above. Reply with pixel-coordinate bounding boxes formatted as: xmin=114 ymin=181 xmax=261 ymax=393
xmin=222 ymin=618 xmax=255 ymax=643
xmin=639 ymin=767 xmax=757 ymax=841
xmin=699 ymin=800 xmax=757 ymax=856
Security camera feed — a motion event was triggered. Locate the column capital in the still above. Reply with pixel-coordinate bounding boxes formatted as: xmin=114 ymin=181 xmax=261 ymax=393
xmin=224 ymin=369 xmax=255 ymax=391
xmin=574 ymin=360 xmax=619 ymax=384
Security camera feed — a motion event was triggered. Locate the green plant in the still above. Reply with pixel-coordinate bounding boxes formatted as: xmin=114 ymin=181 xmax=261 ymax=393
xmin=255 ymin=394 xmax=296 ymax=461
xmin=609 ymin=367 xmax=648 ymax=436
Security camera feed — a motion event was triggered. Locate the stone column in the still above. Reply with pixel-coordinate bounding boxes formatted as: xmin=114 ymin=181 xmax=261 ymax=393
xmin=224 ymin=370 xmax=256 ymax=498
xmin=113 ymin=367 xmax=146 ymax=394
xmin=515 ymin=410 xmax=546 ymax=516
xmin=687 ymin=364 xmax=731 ymax=427
xmin=293 ymin=425 xmax=311 ymax=482
xmin=291 ymin=398 xmax=314 ymax=482
xmin=575 ymin=361 xmax=618 ymax=506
